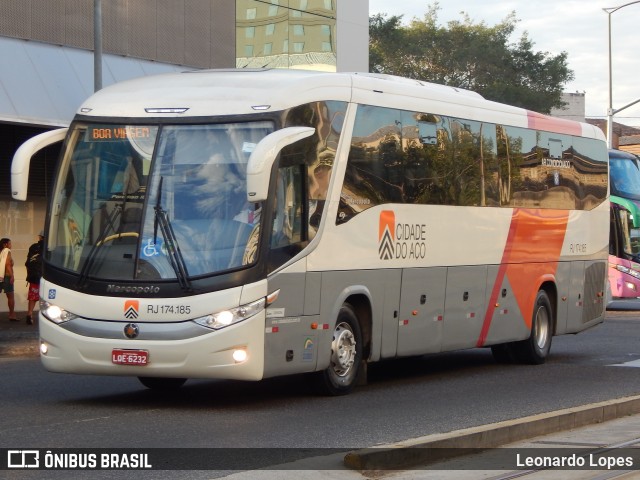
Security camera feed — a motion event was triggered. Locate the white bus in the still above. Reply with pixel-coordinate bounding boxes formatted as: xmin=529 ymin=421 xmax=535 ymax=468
xmin=12 ymin=70 xmax=609 ymax=395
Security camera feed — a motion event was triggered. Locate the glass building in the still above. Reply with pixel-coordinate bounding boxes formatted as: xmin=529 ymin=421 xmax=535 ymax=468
xmin=236 ymin=0 xmax=337 ymax=71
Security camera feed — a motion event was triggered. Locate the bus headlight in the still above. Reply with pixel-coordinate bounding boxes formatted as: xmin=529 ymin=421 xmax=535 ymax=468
xmin=40 ymin=300 xmax=78 ymax=324
xmin=194 ymin=298 xmax=266 ymax=330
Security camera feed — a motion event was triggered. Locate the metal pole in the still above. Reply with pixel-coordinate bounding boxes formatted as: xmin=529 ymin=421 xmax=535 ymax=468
xmin=607 ymin=11 xmax=613 ymax=148
xmin=604 ymin=1 xmax=640 ymax=148
xmin=94 ymin=0 xmax=102 ymax=92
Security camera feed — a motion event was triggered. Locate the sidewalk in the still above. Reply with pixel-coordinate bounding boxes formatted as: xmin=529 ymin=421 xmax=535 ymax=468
xmin=0 ymin=309 xmax=39 ymax=357
xmin=342 ymin=394 xmax=640 ymax=471
xmin=217 ymin=406 xmax=640 ymax=479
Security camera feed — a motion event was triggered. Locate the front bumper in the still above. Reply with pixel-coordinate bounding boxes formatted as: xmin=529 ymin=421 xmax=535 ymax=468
xmin=38 ymin=311 xmax=266 ymax=381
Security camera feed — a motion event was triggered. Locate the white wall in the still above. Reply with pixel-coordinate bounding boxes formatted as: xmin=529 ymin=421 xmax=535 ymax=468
xmin=550 ymin=92 xmax=586 ymax=123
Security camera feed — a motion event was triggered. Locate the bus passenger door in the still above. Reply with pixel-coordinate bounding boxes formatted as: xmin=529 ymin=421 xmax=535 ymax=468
xmin=263 ymin=260 xmax=315 ymax=378
xmin=396 ymin=267 xmax=446 ymax=356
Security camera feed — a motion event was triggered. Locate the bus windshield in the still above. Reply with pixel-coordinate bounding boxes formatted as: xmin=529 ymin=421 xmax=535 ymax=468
xmin=610 ymin=151 xmax=640 ymax=200
xmin=48 ymin=121 xmax=274 ymax=281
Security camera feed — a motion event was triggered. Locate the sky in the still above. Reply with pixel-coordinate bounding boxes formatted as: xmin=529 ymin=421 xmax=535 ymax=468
xmin=368 ymin=0 xmax=640 ymax=125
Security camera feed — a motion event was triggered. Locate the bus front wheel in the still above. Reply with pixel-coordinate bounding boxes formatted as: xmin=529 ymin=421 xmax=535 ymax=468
xmin=313 ymin=303 xmax=363 ymax=396
xmin=512 ymin=290 xmax=553 ymax=364
xmin=138 ymin=377 xmax=187 ymax=391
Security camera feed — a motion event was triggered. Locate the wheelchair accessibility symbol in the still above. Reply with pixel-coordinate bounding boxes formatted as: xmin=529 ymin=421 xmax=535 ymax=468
xmin=142 ymin=238 xmax=167 ymax=257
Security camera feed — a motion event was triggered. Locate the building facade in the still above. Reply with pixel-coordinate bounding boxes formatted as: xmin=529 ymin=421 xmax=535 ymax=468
xmin=237 ymin=0 xmax=336 ymax=69
xmin=550 ymin=92 xmax=586 ymax=123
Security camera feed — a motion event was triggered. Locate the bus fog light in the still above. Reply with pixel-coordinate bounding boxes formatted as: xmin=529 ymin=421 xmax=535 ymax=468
xmin=40 ymin=342 xmax=49 ymax=355
xmin=625 ymin=282 xmax=637 ymax=291
xmin=232 ymin=349 xmax=247 ymax=363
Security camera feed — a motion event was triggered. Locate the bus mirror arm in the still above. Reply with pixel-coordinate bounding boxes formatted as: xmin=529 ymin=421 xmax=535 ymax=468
xmin=246 ymin=126 xmax=315 ymax=202
xmin=11 ymin=128 xmax=68 ymax=200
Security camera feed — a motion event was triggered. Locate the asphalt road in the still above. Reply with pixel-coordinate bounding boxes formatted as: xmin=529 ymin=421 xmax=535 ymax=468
xmin=2 ymin=311 xmax=640 ymax=478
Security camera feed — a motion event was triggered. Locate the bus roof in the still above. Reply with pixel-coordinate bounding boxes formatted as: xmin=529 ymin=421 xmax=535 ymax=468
xmin=77 ymin=69 xmax=604 ymax=140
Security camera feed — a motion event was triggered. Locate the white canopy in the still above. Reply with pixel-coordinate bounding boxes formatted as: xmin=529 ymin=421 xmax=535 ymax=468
xmin=0 ymin=37 xmax=187 ymax=127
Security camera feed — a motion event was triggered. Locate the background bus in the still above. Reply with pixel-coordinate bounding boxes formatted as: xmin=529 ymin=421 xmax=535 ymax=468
xmin=11 ymin=70 xmax=609 ymax=395
xmin=609 ymin=149 xmax=640 ymax=203
xmin=608 ymin=148 xmax=640 ymax=299
xmin=609 ymin=196 xmax=640 ymax=299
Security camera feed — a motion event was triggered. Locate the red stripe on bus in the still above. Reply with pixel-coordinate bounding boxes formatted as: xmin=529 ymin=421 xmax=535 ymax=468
xmin=476 ymin=209 xmax=569 ymax=347
xmin=526 ymin=111 xmax=582 ymax=136
xmin=477 ymin=210 xmax=520 ymax=346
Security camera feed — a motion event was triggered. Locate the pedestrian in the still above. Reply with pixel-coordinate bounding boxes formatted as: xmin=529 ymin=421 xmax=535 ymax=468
xmin=0 ymin=237 xmax=16 ymax=321
xmin=25 ymin=231 xmax=44 ymax=325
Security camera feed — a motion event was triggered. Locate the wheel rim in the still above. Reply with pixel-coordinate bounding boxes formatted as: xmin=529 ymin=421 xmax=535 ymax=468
xmin=330 ymin=321 xmax=357 ymax=377
xmin=534 ymin=304 xmax=550 ymax=350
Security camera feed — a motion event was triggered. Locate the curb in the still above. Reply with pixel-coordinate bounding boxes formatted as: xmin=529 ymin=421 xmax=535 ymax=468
xmin=343 ymin=394 xmax=640 ymax=471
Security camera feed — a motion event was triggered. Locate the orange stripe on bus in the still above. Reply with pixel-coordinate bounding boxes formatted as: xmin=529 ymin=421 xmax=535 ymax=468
xmin=477 ymin=211 xmax=519 ymax=346
xmin=477 ymin=209 xmax=569 ymax=346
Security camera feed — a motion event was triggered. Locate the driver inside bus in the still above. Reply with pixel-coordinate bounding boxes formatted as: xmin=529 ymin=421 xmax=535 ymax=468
xmin=308 ymin=150 xmax=334 ymax=239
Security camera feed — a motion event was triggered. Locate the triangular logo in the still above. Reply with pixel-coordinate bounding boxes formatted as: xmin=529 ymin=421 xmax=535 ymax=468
xmin=124 ymin=300 xmax=139 ymax=319
xmin=379 ymin=210 xmax=395 ymax=260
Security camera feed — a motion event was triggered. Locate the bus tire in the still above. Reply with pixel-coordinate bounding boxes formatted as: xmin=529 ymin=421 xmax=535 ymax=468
xmin=512 ymin=290 xmax=553 ymax=365
xmin=313 ymin=303 xmax=363 ymax=396
xmin=138 ymin=377 xmax=187 ymax=391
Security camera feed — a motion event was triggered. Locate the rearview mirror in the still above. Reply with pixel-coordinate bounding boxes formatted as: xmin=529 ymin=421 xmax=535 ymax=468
xmin=12 ymin=128 xmax=68 ymax=200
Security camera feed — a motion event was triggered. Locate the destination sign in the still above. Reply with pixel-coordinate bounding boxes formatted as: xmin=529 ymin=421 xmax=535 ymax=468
xmin=86 ymin=126 xmax=152 ymax=142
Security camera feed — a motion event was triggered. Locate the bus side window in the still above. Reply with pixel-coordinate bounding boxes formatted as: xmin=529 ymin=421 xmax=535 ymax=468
xmin=271 ymin=166 xmax=300 ymax=247
xmin=610 ymin=205 xmax=619 ymax=256
xmin=268 ymin=164 xmax=305 ymax=272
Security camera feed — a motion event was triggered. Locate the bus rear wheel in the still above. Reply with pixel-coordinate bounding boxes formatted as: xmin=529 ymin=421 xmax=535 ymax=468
xmin=313 ymin=303 xmax=363 ymax=396
xmin=138 ymin=377 xmax=187 ymax=391
xmin=511 ymin=290 xmax=553 ymax=364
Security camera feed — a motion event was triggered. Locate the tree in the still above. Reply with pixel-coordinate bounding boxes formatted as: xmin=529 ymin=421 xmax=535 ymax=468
xmin=369 ymin=3 xmax=574 ymax=114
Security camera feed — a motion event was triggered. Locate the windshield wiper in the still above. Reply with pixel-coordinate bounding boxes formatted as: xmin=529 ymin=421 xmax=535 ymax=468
xmin=153 ymin=177 xmax=162 ymax=244
xmin=154 ymin=177 xmax=192 ymax=292
xmin=76 ymin=167 xmax=141 ymax=289
xmin=76 ymin=203 xmax=122 ymax=289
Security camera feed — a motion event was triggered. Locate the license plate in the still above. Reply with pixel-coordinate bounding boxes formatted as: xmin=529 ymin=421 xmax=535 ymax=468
xmin=112 ymin=349 xmax=149 ymax=366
